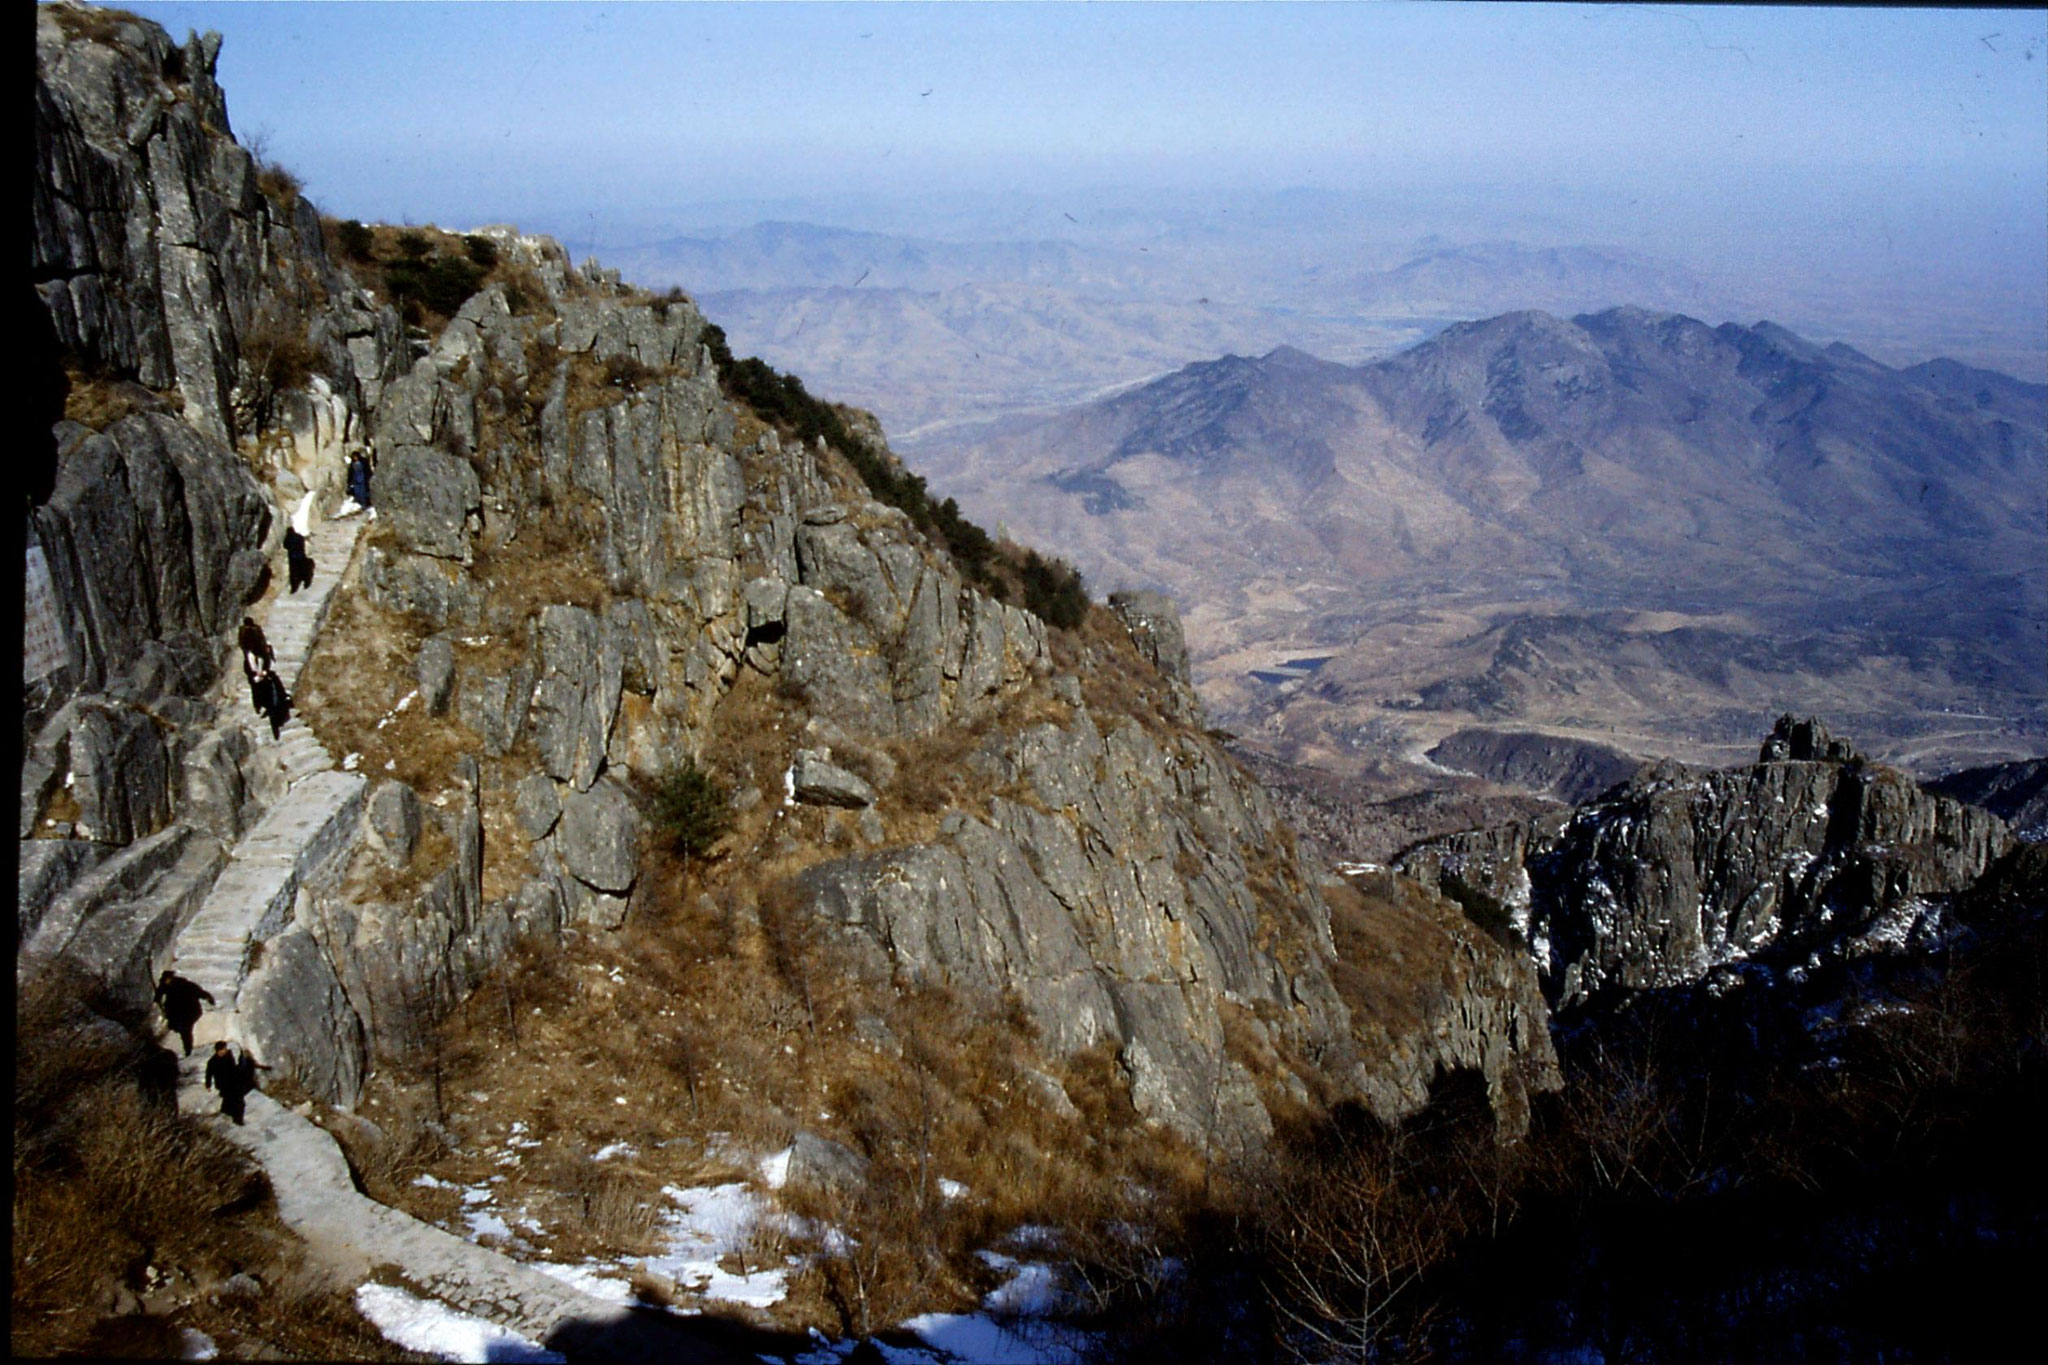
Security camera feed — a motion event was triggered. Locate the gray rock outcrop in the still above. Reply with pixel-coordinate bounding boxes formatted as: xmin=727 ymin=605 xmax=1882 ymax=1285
xmin=1401 ymin=719 xmax=2014 ymax=1012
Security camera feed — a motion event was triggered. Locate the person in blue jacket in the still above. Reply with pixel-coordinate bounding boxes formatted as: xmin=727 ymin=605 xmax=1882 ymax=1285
xmin=347 ymin=451 xmax=374 ymax=518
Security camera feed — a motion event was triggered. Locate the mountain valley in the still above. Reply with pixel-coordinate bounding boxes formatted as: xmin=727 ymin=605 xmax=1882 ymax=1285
xmin=912 ymin=310 xmax=2048 ymax=787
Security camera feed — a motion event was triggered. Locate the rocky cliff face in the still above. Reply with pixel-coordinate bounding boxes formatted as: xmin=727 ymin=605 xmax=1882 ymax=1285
xmin=1401 ymin=717 xmax=2014 ymax=1013
xmin=20 ymin=4 xmax=1556 ymax=1155
xmin=23 ymin=4 xmax=401 ymax=1017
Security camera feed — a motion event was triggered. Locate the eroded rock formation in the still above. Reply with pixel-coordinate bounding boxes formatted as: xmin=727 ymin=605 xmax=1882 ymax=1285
xmin=1401 ymin=716 xmax=2014 ymax=1012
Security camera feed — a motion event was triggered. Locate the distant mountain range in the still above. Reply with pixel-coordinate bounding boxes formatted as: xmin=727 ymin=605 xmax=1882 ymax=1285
xmin=912 ymin=308 xmax=2047 ymax=779
xmin=589 ymin=224 xmax=1761 ymax=433
xmin=579 ymin=221 xmax=2043 ymax=439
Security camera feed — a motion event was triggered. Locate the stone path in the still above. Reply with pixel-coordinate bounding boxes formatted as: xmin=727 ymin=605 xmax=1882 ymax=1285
xmin=160 ymin=504 xmax=769 ymax=1362
xmin=174 ymin=508 xmax=367 ymax=1048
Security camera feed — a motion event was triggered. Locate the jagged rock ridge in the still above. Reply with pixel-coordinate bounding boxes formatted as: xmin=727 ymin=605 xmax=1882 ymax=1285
xmin=1400 ymin=717 xmax=2014 ymax=1013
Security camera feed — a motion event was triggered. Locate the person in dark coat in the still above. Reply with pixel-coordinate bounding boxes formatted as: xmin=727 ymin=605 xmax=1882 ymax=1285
xmin=204 ymin=1041 xmax=246 ymax=1122
xmin=155 ymin=969 xmax=215 ymax=1056
xmin=204 ymin=1042 xmax=269 ymax=1124
xmin=240 ymin=616 xmax=275 ymax=712
xmin=239 ymin=616 xmax=274 ymax=679
xmin=283 ymin=525 xmax=314 ymax=593
xmin=253 ymin=665 xmax=291 ymax=739
xmin=347 ymin=451 xmax=373 ymax=515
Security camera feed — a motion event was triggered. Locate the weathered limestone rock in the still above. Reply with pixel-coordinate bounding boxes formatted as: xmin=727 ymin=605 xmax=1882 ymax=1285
xmin=175 ymin=724 xmax=252 ymax=845
xmin=17 ymin=839 xmax=107 ymax=943
xmin=238 ymin=924 xmax=367 ymax=1102
xmin=1758 ymin=712 xmax=1857 ymax=764
xmin=1109 ymin=590 xmax=1204 ymax=726
xmin=513 ymin=774 xmax=561 ymax=841
xmin=777 ymin=587 xmax=894 ymax=735
xmin=417 ymin=635 xmax=456 ymax=715
xmin=69 ymin=698 xmax=174 ymax=845
xmin=379 ymin=444 xmax=481 ymax=562
xmin=1401 ymin=725 xmax=2015 ymax=1013
xmin=359 ymin=546 xmax=484 ymax=627
xmin=530 ymin=605 xmax=623 ymax=792
xmin=33 ymin=418 xmax=269 ymax=706
xmin=790 ymin=750 xmax=876 ymax=809
xmin=785 ymin=1131 xmax=870 ymax=1196
xmin=456 ymin=653 xmax=536 ymax=760
xmin=363 ymin=780 xmax=423 ymax=869
xmin=555 ymin=777 xmax=642 ymax=895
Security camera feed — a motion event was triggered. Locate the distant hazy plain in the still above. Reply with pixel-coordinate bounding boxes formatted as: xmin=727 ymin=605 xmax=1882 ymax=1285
xmin=120 ymin=1 xmax=2044 ymax=405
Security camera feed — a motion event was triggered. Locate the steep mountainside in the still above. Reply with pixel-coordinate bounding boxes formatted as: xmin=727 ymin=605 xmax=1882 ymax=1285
xmin=20 ymin=15 xmax=1560 ymax=1352
xmin=914 ymin=310 xmax=2048 ymax=781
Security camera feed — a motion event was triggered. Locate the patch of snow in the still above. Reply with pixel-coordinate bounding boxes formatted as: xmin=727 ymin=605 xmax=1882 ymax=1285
xmin=342 ymin=752 xmax=361 ymax=771
xmin=939 ymin=1178 xmax=969 ymax=1201
xmin=178 ymin=1326 xmax=218 ymax=1360
xmin=461 ymin=1186 xmax=492 ymax=1205
xmin=353 ymin=1282 xmax=564 ymax=1363
xmin=979 ymin=1258 xmax=1069 ymax=1317
xmin=649 ymin=1181 xmax=789 ymax=1307
xmin=760 ymin=1146 xmax=793 ymax=1189
xmin=531 ymin=1259 xmax=635 ymax=1306
xmin=593 ymin=1141 xmax=638 ymax=1161
xmin=395 ymin=689 xmax=418 ymax=712
xmin=1334 ymin=861 xmax=1384 ymax=876
xmin=413 ymin=1173 xmax=453 ymax=1188
xmin=465 ymin=1208 xmax=513 ymax=1242
xmin=783 ymin=764 xmax=797 ymax=805
xmin=904 ymin=1311 xmax=1094 ymax=1364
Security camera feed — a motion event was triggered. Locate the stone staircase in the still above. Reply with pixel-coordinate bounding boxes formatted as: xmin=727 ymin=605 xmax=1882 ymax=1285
xmin=171 ymin=507 xmax=366 ymax=1050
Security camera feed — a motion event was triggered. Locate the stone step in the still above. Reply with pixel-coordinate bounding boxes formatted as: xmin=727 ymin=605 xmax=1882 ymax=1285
xmin=170 ymin=771 xmax=366 ymax=998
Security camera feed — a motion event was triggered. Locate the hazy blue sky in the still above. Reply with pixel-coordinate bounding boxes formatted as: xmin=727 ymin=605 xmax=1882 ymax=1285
xmin=111 ymin=0 xmax=2044 ymax=327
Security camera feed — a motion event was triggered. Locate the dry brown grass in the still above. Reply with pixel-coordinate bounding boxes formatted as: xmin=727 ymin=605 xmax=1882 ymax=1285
xmin=1065 ymin=605 xmax=1192 ymax=741
xmin=470 ymin=492 xmax=611 ymax=615
xmin=333 ymin=837 xmax=1229 ymax=1338
xmin=325 ymin=220 xmax=557 ymax=330
xmin=60 ymin=369 xmax=183 ymax=431
xmin=12 ymin=964 xmax=408 ymax=1359
xmin=1324 ymin=874 xmax=1466 ymax=1044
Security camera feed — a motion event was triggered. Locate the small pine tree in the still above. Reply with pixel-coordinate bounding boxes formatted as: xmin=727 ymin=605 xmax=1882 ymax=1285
xmin=652 ymin=760 xmax=732 ymax=861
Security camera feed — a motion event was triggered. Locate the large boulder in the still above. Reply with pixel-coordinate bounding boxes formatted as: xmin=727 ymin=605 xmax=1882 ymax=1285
xmin=555 ymin=777 xmax=642 ymax=895
xmin=378 ymin=443 xmax=481 ymax=561
xmin=790 ymin=750 xmax=876 ymax=809
xmin=529 ymin=605 xmax=624 ymax=791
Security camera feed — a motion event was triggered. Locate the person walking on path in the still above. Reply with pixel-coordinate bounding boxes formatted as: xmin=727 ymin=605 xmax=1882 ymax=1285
xmin=154 ymin=969 xmax=215 ymax=1056
xmin=283 ymin=524 xmax=314 ymax=593
xmin=205 ymin=1042 xmax=269 ymax=1125
xmin=283 ymin=490 xmax=316 ymax=592
xmin=239 ymin=616 xmax=275 ymax=711
xmin=342 ymin=450 xmax=375 ymax=519
xmin=253 ymin=665 xmax=291 ymax=739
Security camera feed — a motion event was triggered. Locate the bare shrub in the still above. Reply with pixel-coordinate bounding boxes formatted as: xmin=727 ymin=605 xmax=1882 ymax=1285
xmin=234 ymin=297 xmax=318 ymax=436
